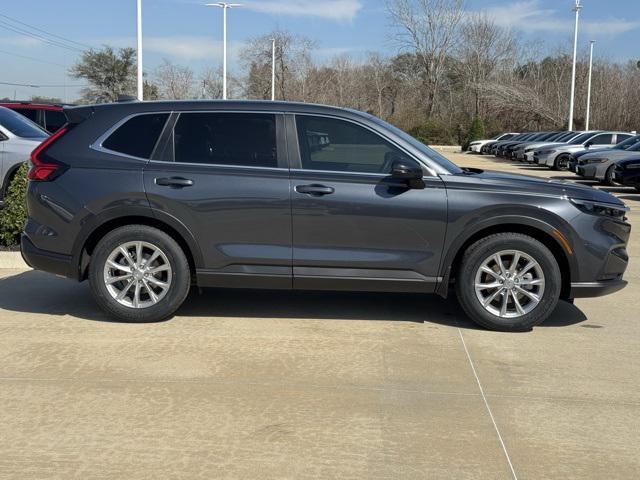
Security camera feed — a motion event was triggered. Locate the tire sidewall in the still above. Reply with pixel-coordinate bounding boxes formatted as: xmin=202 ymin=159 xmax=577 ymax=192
xmin=457 ymin=235 xmax=561 ymax=331
xmin=89 ymin=226 xmax=190 ymax=322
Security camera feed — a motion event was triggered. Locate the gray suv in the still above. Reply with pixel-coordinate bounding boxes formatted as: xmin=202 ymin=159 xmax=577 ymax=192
xmin=21 ymin=101 xmax=631 ymax=331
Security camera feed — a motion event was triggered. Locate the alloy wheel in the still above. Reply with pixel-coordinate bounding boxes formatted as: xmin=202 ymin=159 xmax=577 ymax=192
xmin=103 ymin=241 xmax=172 ymax=309
xmin=474 ymin=250 xmax=545 ymax=318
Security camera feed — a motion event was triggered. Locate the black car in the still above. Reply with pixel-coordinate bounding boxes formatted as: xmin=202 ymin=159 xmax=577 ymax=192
xmin=21 ymin=101 xmax=631 ymax=331
xmin=613 ymin=156 xmax=640 ymax=191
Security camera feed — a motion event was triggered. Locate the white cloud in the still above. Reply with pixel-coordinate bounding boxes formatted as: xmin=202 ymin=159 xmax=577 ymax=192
xmin=476 ymin=0 xmax=640 ymax=37
xmin=102 ymin=36 xmax=244 ymax=60
xmin=244 ymin=0 xmax=362 ymax=21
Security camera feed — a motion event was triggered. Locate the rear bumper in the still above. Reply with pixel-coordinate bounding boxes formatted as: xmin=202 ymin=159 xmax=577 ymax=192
xmin=570 ymin=279 xmax=627 ymax=298
xmin=20 ymin=234 xmax=74 ymax=278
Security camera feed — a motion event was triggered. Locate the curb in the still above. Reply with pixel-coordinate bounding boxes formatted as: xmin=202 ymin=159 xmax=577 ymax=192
xmin=0 ymin=251 xmax=29 ymax=269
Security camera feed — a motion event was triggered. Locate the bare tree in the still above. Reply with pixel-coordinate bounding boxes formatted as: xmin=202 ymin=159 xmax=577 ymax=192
xmin=240 ymin=29 xmax=315 ymax=101
xmin=155 ymin=59 xmax=195 ymax=100
xmin=387 ymin=0 xmax=465 ymax=117
xmin=199 ymin=68 xmax=223 ymax=99
xmin=456 ymin=12 xmax=517 ymax=117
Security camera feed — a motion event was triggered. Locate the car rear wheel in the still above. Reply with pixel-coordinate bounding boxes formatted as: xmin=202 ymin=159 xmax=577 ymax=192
xmin=89 ymin=225 xmax=191 ymax=322
xmin=455 ymin=233 xmax=561 ymax=331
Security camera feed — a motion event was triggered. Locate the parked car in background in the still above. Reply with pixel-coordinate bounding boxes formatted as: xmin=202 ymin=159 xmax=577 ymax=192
xmin=491 ymin=132 xmax=535 ymax=156
xmin=0 ymin=101 xmax=68 ymax=133
xmin=0 ymin=106 xmax=48 ymax=199
xmin=574 ymin=137 xmax=640 ymax=184
xmin=517 ymin=131 xmax=579 ymax=162
xmin=613 ymin=156 xmax=640 ymax=191
xmin=502 ymin=131 xmax=563 ymax=160
xmin=20 ymin=100 xmax=631 ymax=332
xmin=534 ymin=131 xmax=633 ymax=170
xmin=467 ymin=132 xmax=518 ymax=153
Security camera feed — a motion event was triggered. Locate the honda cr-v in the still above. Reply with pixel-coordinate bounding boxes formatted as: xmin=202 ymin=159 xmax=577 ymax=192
xmin=21 ymin=101 xmax=631 ymax=331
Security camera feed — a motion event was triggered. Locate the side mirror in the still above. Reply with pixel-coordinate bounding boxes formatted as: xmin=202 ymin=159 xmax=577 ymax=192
xmin=585 ymin=141 xmax=593 ymax=148
xmin=391 ymin=159 xmax=425 ymax=189
xmin=0 ymin=131 xmax=7 ymax=142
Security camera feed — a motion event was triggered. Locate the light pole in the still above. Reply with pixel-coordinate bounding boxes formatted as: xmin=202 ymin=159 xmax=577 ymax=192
xmin=206 ymin=2 xmax=242 ymax=100
xmin=271 ymin=38 xmax=276 ymax=101
xmin=585 ymin=40 xmax=595 ymax=131
xmin=568 ymin=0 xmax=582 ymax=131
xmin=137 ymin=0 xmax=143 ymax=101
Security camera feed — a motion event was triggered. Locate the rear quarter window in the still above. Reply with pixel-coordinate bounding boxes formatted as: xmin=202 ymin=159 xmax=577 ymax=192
xmin=102 ymin=113 xmax=169 ymax=159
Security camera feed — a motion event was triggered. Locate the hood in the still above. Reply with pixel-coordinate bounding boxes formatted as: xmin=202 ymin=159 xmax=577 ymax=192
xmin=532 ymin=142 xmax=568 ymax=151
xmin=522 ymin=141 xmax=564 ymax=151
xmin=579 ymin=149 xmax=628 ymax=161
xmin=450 ymin=169 xmax=624 ymax=205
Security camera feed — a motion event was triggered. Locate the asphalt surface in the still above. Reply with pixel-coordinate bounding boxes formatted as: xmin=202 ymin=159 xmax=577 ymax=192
xmin=0 ymin=153 xmax=638 ymax=479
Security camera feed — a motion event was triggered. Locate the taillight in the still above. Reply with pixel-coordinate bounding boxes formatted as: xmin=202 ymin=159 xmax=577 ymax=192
xmin=28 ymin=126 xmax=69 ymax=181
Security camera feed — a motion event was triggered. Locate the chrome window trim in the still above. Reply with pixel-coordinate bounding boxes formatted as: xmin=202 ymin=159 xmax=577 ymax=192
xmin=292 ymin=112 xmax=438 ymax=177
xmin=90 ymin=109 xmax=288 ymax=165
xmin=147 ymin=158 xmax=287 ymax=173
xmin=290 ymin=168 xmax=441 ymax=181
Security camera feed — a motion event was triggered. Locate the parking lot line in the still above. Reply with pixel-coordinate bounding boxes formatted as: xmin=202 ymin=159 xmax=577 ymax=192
xmin=458 ymin=328 xmax=518 ymax=480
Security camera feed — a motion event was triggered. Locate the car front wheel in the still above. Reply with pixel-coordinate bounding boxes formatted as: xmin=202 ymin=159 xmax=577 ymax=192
xmin=88 ymin=225 xmax=191 ymax=322
xmin=553 ymin=154 xmax=571 ymax=171
xmin=455 ymin=233 xmax=562 ymax=331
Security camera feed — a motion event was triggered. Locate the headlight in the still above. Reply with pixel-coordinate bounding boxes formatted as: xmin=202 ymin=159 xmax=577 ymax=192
xmin=538 ymin=149 xmax=556 ymax=155
xmin=570 ymin=198 xmax=629 ymax=221
xmin=625 ymin=163 xmax=640 ymax=169
xmin=525 ymin=147 xmax=535 ymax=152
xmin=584 ymin=158 xmax=605 ymax=164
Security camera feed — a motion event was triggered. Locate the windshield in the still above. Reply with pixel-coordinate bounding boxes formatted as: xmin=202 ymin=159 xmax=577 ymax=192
xmin=627 ymin=141 xmax=640 ymax=152
xmin=569 ymin=132 xmax=595 ymax=145
xmin=363 ymin=113 xmax=463 ymax=173
xmin=554 ymin=131 xmax=575 ymax=142
xmin=613 ymin=135 xmax=640 ymax=150
xmin=0 ymin=107 xmax=48 ymax=139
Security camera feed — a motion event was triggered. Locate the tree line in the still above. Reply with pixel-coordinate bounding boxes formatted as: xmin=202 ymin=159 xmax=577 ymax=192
xmin=64 ymin=0 xmax=640 ymax=145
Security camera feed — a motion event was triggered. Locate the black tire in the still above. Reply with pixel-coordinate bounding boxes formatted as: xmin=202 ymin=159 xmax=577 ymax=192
xmin=602 ymin=165 xmax=617 ymax=186
xmin=88 ymin=225 xmax=191 ymax=322
xmin=553 ymin=154 xmax=570 ymax=171
xmin=455 ymin=233 xmax=562 ymax=332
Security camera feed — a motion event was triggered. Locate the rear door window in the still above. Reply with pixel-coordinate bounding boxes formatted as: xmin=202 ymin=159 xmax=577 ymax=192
xmin=172 ymin=112 xmax=278 ymax=168
xmin=102 ymin=113 xmax=169 ymax=159
xmin=589 ymin=134 xmax=613 ymax=145
xmin=44 ymin=110 xmax=67 ymax=132
xmin=11 ymin=108 xmax=38 ymax=123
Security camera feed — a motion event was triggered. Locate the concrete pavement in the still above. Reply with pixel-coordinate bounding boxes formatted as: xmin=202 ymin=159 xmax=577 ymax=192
xmin=0 ymin=153 xmax=638 ymax=479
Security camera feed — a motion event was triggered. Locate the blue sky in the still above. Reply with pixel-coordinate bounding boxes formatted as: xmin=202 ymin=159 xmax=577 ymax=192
xmin=1 ymin=0 xmax=638 ymax=101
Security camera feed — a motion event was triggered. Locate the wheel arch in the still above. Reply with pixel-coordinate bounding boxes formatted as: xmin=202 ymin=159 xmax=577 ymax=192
xmin=437 ymin=219 xmax=575 ymax=300
xmin=73 ymin=210 xmax=203 ymax=281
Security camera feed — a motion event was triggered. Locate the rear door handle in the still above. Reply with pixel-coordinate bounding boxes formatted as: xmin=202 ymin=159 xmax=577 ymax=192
xmin=155 ymin=177 xmax=194 ymax=188
xmin=295 ymin=184 xmax=335 ymax=196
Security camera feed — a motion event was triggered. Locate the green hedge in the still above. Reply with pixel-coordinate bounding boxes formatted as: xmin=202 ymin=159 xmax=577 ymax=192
xmin=0 ymin=163 xmax=28 ymax=247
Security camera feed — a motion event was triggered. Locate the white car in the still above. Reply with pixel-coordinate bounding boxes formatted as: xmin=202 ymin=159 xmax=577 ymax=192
xmin=467 ymin=132 xmax=518 ymax=153
xmin=534 ymin=131 xmax=633 ymax=170
xmin=0 ymin=106 xmax=48 ymax=199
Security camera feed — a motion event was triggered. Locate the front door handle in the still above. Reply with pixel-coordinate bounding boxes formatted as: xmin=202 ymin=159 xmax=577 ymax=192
xmin=155 ymin=177 xmax=194 ymax=188
xmin=295 ymin=184 xmax=335 ymax=196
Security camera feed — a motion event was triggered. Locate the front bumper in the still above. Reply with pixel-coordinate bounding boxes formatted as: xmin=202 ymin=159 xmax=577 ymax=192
xmin=21 ymin=234 xmax=74 ymax=278
xmin=570 ymin=279 xmax=627 ymax=298
xmin=576 ymin=163 xmax=598 ymax=179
